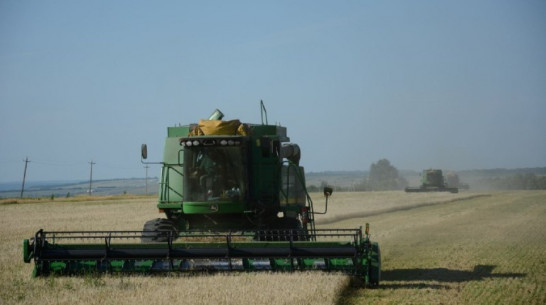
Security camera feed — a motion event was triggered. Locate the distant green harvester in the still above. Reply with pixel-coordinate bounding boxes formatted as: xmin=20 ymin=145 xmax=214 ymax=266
xmin=405 ymin=169 xmax=459 ymax=193
xmin=23 ymin=104 xmax=381 ymax=286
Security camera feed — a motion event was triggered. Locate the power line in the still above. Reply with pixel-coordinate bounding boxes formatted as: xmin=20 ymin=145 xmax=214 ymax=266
xmin=31 ymin=160 xmax=82 ymax=167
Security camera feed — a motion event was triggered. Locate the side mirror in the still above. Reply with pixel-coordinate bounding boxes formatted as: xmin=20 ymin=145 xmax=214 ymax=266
xmin=315 ymin=186 xmax=333 ymax=215
xmin=141 ymin=144 xmax=148 ymax=160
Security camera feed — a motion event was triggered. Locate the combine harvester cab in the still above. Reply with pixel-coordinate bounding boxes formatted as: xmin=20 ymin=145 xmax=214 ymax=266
xmin=23 ymin=104 xmax=381 ymax=286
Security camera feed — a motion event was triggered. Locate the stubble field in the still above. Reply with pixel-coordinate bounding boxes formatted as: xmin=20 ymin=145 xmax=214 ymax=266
xmin=1 ymin=190 xmax=544 ymax=305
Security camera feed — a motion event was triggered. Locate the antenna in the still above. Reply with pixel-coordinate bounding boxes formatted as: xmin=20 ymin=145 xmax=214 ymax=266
xmin=260 ymin=100 xmax=268 ymax=125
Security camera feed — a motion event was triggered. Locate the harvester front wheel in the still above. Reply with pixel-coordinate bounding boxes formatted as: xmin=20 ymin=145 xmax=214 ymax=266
xmin=369 ymin=242 xmax=381 ymax=286
xmin=141 ymin=218 xmax=178 ymax=242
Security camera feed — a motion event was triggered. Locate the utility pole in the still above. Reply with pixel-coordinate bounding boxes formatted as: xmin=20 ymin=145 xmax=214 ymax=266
xmin=20 ymin=157 xmax=30 ymax=198
xmin=88 ymin=160 xmax=95 ymax=196
xmin=144 ymin=165 xmax=149 ymax=195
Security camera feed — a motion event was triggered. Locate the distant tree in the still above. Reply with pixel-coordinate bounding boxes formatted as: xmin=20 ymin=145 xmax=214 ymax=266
xmin=367 ymin=159 xmax=407 ymax=191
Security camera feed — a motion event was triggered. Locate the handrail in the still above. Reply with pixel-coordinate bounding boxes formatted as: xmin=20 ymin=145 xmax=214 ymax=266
xmin=281 ymin=160 xmax=317 ymax=238
xmin=160 ymin=165 xmax=184 ymax=202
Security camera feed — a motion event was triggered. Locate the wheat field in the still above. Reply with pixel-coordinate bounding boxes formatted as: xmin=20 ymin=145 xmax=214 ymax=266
xmin=1 ymin=191 xmax=544 ymax=304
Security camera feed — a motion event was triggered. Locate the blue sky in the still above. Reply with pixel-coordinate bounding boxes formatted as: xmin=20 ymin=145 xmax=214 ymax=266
xmin=1 ymin=0 xmax=545 ymax=183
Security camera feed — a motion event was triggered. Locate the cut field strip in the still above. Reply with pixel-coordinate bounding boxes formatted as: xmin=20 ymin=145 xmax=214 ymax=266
xmin=317 ymin=194 xmax=490 ymax=225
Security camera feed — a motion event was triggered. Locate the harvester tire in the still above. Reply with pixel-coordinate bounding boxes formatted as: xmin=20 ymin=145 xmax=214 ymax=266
xmin=369 ymin=242 xmax=381 ymax=286
xmin=141 ymin=218 xmax=178 ymax=242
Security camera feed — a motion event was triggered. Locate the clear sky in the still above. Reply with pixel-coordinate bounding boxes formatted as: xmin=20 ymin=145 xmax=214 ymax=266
xmin=1 ymin=0 xmax=545 ymax=183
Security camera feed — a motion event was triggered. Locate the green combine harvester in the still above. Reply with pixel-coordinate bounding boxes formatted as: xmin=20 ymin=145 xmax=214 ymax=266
xmin=23 ymin=104 xmax=381 ymax=286
xmin=405 ymin=169 xmax=459 ymax=193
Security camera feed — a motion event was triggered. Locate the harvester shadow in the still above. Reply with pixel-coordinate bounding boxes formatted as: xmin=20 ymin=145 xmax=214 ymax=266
xmin=381 ymin=264 xmax=525 ymax=286
xmin=336 ymin=265 xmax=525 ymax=303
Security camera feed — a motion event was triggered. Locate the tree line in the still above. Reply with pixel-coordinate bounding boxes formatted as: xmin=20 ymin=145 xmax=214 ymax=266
xmin=482 ymin=173 xmax=546 ymax=190
xmin=306 ymin=159 xmax=546 ymax=192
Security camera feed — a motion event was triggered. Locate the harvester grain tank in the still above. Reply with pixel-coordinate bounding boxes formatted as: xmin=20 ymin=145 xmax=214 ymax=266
xmin=23 ymin=105 xmax=381 ymax=286
xmin=445 ymin=172 xmax=460 ymax=189
xmin=405 ymin=169 xmax=459 ymax=193
xmin=445 ymin=171 xmax=469 ymax=190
